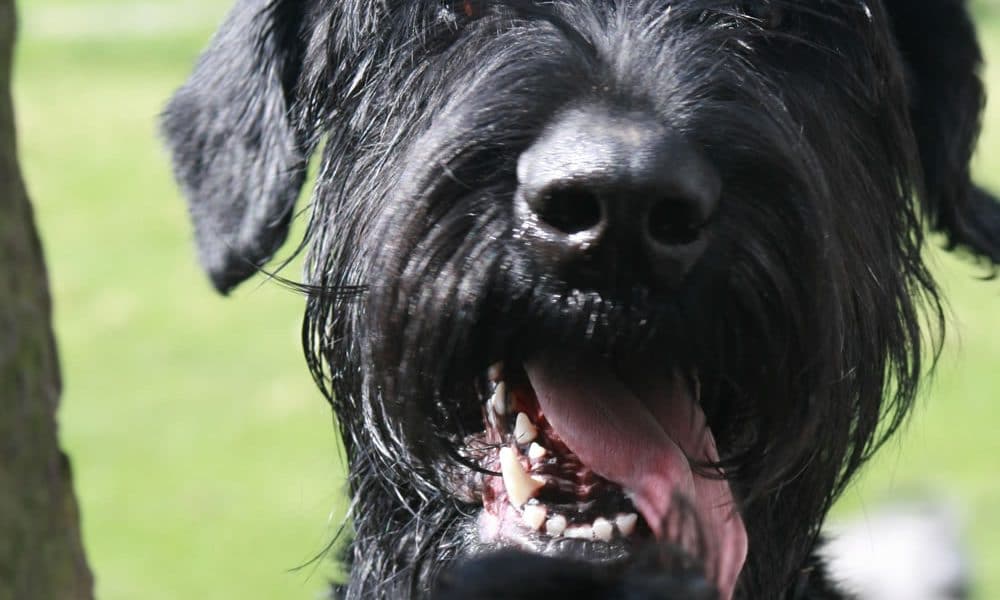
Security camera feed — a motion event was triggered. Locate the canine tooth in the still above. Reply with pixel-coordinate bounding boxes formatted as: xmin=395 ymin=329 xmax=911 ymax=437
xmin=488 ymin=362 xmax=504 ymax=382
xmin=593 ymin=517 xmax=613 ymax=542
xmin=522 ymin=504 xmax=547 ymax=531
xmin=514 ymin=413 xmax=537 ymax=444
xmin=545 ymin=514 xmax=566 ymax=537
xmin=615 ymin=513 xmax=638 ymax=537
xmin=565 ymin=525 xmax=594 ymax=540
xmin=527 ymin=442 xmax=547 ymax=460
xmin=490 ymin=382 xmax=507 ymax=416
xmin=499 ymin=447 xmax=544 ymax=507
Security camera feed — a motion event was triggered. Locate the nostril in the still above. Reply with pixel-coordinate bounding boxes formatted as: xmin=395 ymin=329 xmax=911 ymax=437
xmin=531 ymin=185 xmax=604 ymax=235
xmin=647 ymin=197 xmax=706 ymax=246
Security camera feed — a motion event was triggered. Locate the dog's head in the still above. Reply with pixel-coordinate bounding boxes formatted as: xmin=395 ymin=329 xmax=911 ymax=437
xmin=164 ymin=1 xmax=1000 ymax=597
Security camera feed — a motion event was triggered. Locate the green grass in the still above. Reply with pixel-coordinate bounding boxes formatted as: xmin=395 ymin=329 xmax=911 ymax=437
xmin=10 ymin=1 xmax=1000 ymax=598
xmin=14 ymin=2 xmax=343 ymax=599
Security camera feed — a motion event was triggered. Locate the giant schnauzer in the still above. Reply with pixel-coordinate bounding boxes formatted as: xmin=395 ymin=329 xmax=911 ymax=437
xmin=162 ymin=0 xmax=1000 ymax=597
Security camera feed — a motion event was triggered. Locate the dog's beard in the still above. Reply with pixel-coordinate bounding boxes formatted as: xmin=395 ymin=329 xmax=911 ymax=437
xmin=312 ymin=120 xmax=928 ymax=599
xmin=433 ymin=499 xmax=723 ymax=600
xmin=317 ymin=112 xmax=859 ymax=599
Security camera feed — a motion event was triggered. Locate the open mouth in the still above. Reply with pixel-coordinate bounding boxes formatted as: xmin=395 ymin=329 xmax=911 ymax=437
xmin=465 ymin=352 xmax=748 ymax=594
xmin=477 ymin=361 xmax=648 ymax=552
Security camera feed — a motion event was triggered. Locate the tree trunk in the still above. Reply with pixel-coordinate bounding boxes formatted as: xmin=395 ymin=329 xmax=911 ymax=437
xmin=0 ymin=1 xmax=94 ymax=597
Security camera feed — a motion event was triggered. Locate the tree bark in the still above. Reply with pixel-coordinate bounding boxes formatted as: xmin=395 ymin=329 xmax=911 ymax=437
xmin=0 ymin=1 xmax=94 ymax=597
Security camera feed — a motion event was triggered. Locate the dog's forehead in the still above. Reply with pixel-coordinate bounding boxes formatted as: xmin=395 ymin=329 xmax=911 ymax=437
xmin=344 ymin=0 xmax=881 ymax=29
xmin=324 ymin=0 xmax=896 ymax=80
xmin=342 ymin=0 xmax=894 ymax=75
xmin=434 ymin=1 xmax=878 ymax=21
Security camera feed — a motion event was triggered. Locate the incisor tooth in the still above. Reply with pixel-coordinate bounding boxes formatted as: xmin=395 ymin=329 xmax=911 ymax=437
xmin=527 ymin=442 xmax=547 ymax=460
xmin=615 ymin=513 xmax=638 ymax=537
xmin=522 ymin=504 xmax=547 ymax=531
xmin=545 ymin=514 xmax=566 ymax=537
xmin=593 ymin=517 xmax=613 ymax=542
xmin=565 ymin=525 xmax=594 ymax=540
xmin=490 ymin=382 xmax=507 ymax=416
xmin=514 ymin=413 xmax=538 ymax=443
xmin=499 ymin=447 xmax=544 ymax=507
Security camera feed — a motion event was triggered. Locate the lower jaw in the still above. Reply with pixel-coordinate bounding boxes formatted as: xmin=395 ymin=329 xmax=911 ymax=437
xmin=477 ymin=507 xmax=637 ymax=563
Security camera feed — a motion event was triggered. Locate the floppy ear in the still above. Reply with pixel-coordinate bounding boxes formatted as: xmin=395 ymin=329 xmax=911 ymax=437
xmin=886 ymin=0 xmax=1000 ymax=265
xmin=162 ymin=0 xmax=311 ymax=293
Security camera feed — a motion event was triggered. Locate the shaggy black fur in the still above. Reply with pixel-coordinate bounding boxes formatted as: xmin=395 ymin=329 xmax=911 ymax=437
xmin=430 ymin=546 xmax=845 ymax=599
xmin=162 ymin=1 xmax=1000 ymax=598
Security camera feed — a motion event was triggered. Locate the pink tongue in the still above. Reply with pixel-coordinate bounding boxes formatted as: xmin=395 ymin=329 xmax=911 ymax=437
xmin=524 ymin=354 xmax=748 ymax=600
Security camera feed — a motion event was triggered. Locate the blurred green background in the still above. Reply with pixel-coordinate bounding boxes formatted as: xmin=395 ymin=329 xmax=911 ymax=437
xmin=9 ymin=1 xmax=999 ymax=598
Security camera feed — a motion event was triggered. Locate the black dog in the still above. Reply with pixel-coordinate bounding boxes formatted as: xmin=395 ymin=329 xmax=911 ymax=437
xmin=163 ymin=1 xmax=1000 ymax=598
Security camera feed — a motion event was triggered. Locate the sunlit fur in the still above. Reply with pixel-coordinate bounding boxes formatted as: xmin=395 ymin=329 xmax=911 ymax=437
xmin=162 ymin=0 xmax=1000 ymax=598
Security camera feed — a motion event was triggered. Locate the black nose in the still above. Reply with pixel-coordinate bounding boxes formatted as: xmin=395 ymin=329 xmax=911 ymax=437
xmin=515 ymin=108 xmax=720 ymax=290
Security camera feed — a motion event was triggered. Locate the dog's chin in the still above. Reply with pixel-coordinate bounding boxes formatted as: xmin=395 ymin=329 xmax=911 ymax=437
xmin=454 ymin=350 xmax=748 ymax=593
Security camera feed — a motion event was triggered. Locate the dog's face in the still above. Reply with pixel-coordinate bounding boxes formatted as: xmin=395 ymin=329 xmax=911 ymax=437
xmin=164 ymin=1 xmax=1000 ymax=597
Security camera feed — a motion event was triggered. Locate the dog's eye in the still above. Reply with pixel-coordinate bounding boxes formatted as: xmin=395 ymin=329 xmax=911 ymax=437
xmin=460 ymin=0 xmax=481 ymax=19
xmin=744 ymin=1 xmax=784 ymax=29
xmin=438 ymin=0 xmax=483 ymax=28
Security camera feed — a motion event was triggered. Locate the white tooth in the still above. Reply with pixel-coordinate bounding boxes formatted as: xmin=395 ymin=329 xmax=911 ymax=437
xmin=564 ymin=525 xmax=594 ymax=540
xmin=593 ymin=517 xmax=613 ymax=542
xmin=615 ymin=513 xmax=638 ymax=537
xmin=499 ymin=447 xmax=544 ymax=507
xmin=527 ymin=442 xmax=547 ymax=460
xmin=488 ymin=362 xmax=504 ymax=382
xmin=545 ymin=514 xmax=566 ymax=537
xmin=490 ymin=382 xmax=507 ymax=416
xmin=514 ymin=412 xmax=537 ymax=444
xmin=522 ymin=504 xmax=547 ymax=531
